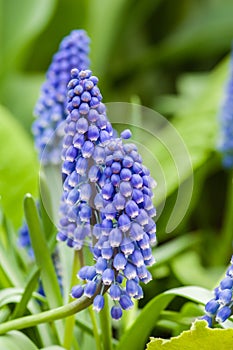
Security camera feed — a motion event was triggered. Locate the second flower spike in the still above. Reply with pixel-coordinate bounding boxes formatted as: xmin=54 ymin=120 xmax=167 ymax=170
xmin=32 ymin=30 xmax=90 ymax=165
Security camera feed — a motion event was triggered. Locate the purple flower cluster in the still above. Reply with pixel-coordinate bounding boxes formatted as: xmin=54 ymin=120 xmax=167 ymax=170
xmin=57 ymin=68 xmax=113 ymax=248
xmin=57 ymin=68 xmax=157 ymax=318
xmin=202 ymin=255 xmax=233 ymax=326
xmin=70 ymin=135 xmax=157 ymax=319
xmin=219 ymin=48 xmax=233 ymax=168
xmin=57 ymin=68 xmax=157 ymax=319
xmin=32 ymin=30 xmax=90 ymax=165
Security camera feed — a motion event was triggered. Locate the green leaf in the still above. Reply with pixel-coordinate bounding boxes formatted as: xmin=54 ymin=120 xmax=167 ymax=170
xmin=24 ymin=194 xmax=62 ymax=308
xmin=0 ymin=0 xmax=57 ymax=71
xmin=99 ymin=295 xmax=112 ymax=350
xmin=0 ymin=330 xmax=38 ymax=350
xmin=116 ymin=286 xmax=212 ymax=350
xmin=0 ymin=287 xmax=53 ymax=346
xmin=0 ymin=213 xmax=30 ymax=287
xmin=75 ymin=318 xmax=94 ymax=337
xmin=24 ymin=194 xmax=64 ymax=343
xmin=0 ymin=266 xmax=11 ymax=288
xmin=0 ymin=104 xmax=38 ymax=227
xmin=0 ymin=287 xmax=45 ymax=309
xmin=0 ymin=288 xmax=24 ymax=308
xmin=0 ymin=308 xmax=11 ymax=323
xmin=10 ymin=268 xmax=41 ymax=319
xmin=0 ymin=243 xmax=26 ymax=287
xmin=39 ymin=164 xmax=63 ymax=228
xmin=146 ymin=320 xmax=233 ymax=349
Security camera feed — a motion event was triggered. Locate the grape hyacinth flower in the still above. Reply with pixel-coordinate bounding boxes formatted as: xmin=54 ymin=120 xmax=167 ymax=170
xmin=32 ymin=30 xmax=90 ymax=165
xmin=218 ymin=47 xmax=233 ymax=168
xmin=202 ymin=255 xmax=233 ymax=326
xmin=57 ymin=68 xmax=157 ymax=319
xmin=57 ymin=68 xmax=113 ymax=249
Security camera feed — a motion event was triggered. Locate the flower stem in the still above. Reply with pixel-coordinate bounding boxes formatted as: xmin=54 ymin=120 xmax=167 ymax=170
xmin=99 ymin=294 xmax=112 ymax=350
xmin=0 ymin=292 xmax=99 ymax=335
xmin=63 ymin=250 xmax=83 ymax=349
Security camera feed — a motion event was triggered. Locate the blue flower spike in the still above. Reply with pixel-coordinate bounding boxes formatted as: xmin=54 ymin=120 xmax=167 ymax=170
xmin=202 ymin=255 xmax=233 ymax=326
xmin=219 ymin=48 xmax=233 ymax=168
xmin=58 ymin=68 xmax=157 ymax=320
xmin=32 ymin=30 xmax=90 ymax=165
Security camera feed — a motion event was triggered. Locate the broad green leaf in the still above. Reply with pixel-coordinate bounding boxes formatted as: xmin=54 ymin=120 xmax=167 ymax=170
xmin=166 ymin=286 xmax=213 ymax=305
xmin=0 ymin=330 xmax=38 ymax=350
xmin=146 ymin=320 xmax=233 ymax=349
xmin=0 ymin=0 xmax=57 ymax=71
xmin=116 ymin=286 xmax=212 ymax=350
xmin=0 ymin=104 xmax=38 ymax=227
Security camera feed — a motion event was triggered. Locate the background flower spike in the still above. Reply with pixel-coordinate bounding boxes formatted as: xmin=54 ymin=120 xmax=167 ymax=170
xmin=32 ymin=30 xmax=90 ymax=165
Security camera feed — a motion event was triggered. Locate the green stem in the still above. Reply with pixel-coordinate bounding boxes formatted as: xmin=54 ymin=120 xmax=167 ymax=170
xmin=63 ymin=251 xmax=83 ymax=350
xmin=0 ymin=292 xmax=99 ymax=335
xmin=99 ymin=294 xmax=112 ymax=350
xmin=88 ymin=307 xmax=102 ymax=350
xmin=217 ymin=171 xmax=233 ymax=265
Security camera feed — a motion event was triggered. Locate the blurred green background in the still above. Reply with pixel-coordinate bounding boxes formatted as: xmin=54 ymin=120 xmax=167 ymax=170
xmin=1 ymin=0 xmax=233 ymax=131
xmin=1 ymin=0 xmax=233 ymax=313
